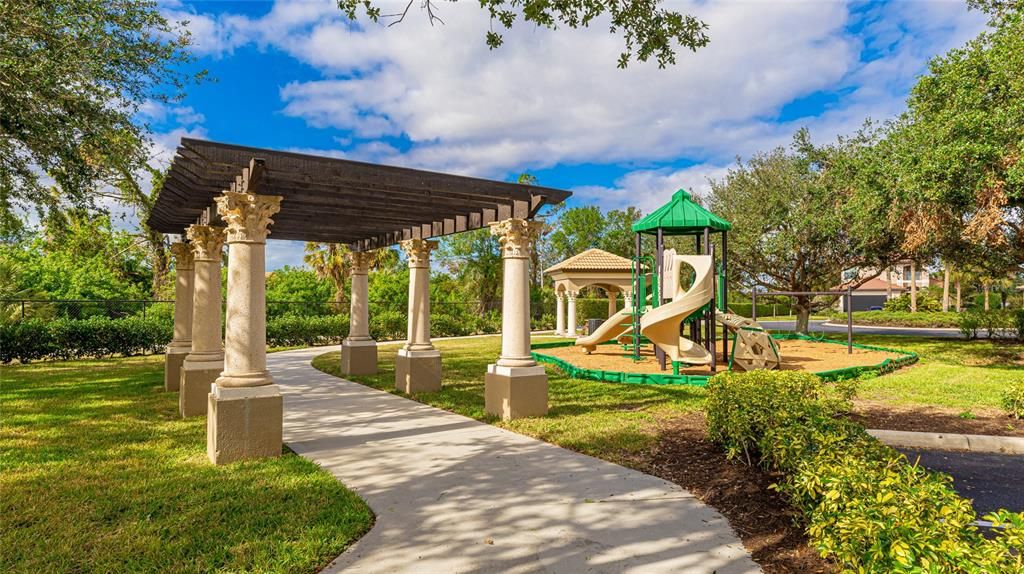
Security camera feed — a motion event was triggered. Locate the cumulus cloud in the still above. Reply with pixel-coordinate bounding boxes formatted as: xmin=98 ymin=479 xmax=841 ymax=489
xmin=573 ymin=163 xmax=732 ymax=214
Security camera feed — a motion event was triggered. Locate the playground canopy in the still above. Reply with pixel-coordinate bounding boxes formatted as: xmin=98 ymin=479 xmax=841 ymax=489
xmin=631 ymin=189 xmax=731 ymax=236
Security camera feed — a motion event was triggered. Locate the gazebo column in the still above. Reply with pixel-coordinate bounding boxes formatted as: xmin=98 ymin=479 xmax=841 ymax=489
xmin=180 ymin=225 xmax=225 ymax=417
xmin=207 ymin=192 xmax=283 ymax=465
xmin=342 ymin=251 xmax=377 ymax=375
xmin=566 ymin=291 xmax=578 ymax=337
xmin=554 ymin=291 xmax=566 ymax=336
xmin=607 ymin=288 xmax=619 ymax=317
xmin=624 ymin=291 xmax=634 ymax=310
xmin=165 ymin=242 xmax=194 ymax=392
xmin=485 ymin=219 xmax=547 ymax=420
xmin=395 ymin=239 xmax=441 ymax=393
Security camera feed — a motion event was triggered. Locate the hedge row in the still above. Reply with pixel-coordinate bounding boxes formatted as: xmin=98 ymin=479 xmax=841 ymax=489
xmin=0 ymin=309 xmax=517 ymax=363
xmin=831 ymin=310 xmax=963 ymax=328
xmin=706 ymin=370 xmax=1024 ymax=572
xmin=959 ymin=309 xmax=1024 ymax=340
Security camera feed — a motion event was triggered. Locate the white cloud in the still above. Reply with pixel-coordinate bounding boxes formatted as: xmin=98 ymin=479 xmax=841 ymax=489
xmin=573 ymin=163 xmax=732 ymax=214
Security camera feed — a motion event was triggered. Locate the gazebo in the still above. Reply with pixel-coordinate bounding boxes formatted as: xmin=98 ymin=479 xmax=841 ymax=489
xmin=148 ymin=139 xmax=571 ymax=464
xmin=544 ymin=249 xmax=635 ymax=337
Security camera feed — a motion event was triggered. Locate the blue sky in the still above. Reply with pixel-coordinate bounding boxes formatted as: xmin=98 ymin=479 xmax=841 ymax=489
xmin=146 ymin=0 xmax=987 ymax=269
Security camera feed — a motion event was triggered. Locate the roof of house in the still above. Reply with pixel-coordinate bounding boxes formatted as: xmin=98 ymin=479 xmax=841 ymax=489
xmin=632 ymin=189 xmax=732 ymax=236
xmin=544 ymin=248 xmax=634 ymax=273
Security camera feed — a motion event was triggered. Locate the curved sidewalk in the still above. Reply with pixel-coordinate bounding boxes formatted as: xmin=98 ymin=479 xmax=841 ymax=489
xmin=272 ymin=347 xmax=760 ymax=574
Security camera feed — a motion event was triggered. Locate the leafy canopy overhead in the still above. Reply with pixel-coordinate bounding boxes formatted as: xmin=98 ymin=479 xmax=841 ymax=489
xmin=338 ymin=0 xmax=710 ymax=68
xmin=0 ymin=0 xmax=201 ymax=217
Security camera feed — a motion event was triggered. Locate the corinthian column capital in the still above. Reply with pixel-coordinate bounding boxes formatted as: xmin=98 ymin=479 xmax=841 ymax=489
xmin=215 ymin=192 xmax=283 ymax=244
xmin=399 ymin=239 xmax=438 ymax=268
xmin=489 ymin=218 xmax=542 ymax=259
xmin=348 ymin=250 xmax=376 ymax=275
xmin=185 ymin=225 xmax=226 ymax=261
xmin=169 ymin=242 xmax=195 ymax=270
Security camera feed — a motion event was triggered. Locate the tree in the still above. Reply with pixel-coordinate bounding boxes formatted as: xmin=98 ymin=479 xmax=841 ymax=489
xmin=708 ymin=130 xmax=902 ymax=332
xmin=890 ymin=0 xmax=1024 ymax=273
xmin=0 ymin=0 xmax=201 ymax=219
xmin=304 ymin=243 xmax=350 ymax=306
xmin=339 ymin=0 xmax=710 ymax=68
xmin=545 ymin=206 xmax=605 ymax=262
xmin=435 ymin=229 xmax=503 ymax=312
xmin=599 ymin=207 xmax=643 ymax=256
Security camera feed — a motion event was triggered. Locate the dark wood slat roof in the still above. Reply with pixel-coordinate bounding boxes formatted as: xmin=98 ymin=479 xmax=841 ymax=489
xmin=148 ymin=139 xmax=572 ymax=250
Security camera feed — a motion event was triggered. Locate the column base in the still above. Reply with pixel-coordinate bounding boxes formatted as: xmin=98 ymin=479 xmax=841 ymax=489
xmin=394 ymin=348 xmax=441 ymax=393
xmin=485 ymin=364 xmax=548 ymax=420
xmin=207 ymin=384 xmax=282 ymax=465
xmin=164 ymin=348 xmax=189 ymax=392
xmin=180 ymin=360 xmax=220 ymax=417
xmin=342 ymin=339 xmax=378 ymax=376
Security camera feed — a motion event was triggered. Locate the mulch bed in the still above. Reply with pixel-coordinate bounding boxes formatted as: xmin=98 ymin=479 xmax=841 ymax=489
xmin=851 ymin=402 xmax=1024 ymax=437
xmin=622 ymin=412 xmax=835 ymax=574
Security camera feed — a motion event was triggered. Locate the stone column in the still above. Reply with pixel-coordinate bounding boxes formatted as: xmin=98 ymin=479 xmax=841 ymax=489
xmin=554 ymin=291 xmax=566 ymax=336
xmin=485 ymin=218 xmax=547 ymax=420
xmin=395 ymin=239 xmax=441 ymax=393
xmin=607 ymin=288 xmax=619 ymax=317
xmin=566 ymin=291 xmax=578 ymax=337
xmin=207 ymin=192 xmax=283 ymax=465
xmin=180 ymin=225 xmax=225 ymax=417
xmin=165 ymin=242 xmax=194 ymax=392
xmin=342 ymin=250 xmax=377 ymax=375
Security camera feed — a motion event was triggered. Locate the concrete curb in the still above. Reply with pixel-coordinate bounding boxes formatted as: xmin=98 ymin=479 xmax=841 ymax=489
xmin=868 ymin=429 xmax=1024 ymax=454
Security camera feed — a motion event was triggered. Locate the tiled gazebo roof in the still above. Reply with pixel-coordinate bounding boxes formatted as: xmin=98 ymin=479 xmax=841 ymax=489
xmin=544 ymin=248 xmax=634 ymax=273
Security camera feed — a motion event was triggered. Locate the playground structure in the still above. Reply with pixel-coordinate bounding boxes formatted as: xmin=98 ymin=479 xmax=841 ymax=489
xmin=572 ymin=189 xmax=781 ymax=375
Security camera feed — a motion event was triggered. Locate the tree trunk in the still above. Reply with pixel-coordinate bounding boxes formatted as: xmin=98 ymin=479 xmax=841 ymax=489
xmin=910 ymin=261 xmax=918 ymax=313
xmin=955 ymin=277 xmax=962 ymax=312
xmin=984 ymin=283 xmax=990 ymax=311
xmin=886 ymin=267 xmax=892 ymax=300
xmin=794 ymin=296 xmax=812 ymax=334
xmin=942 ymin=265 xmax=950 ymax=312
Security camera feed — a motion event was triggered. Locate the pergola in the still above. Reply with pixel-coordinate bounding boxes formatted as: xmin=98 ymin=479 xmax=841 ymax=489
xmin=544 ymin=249 xmax=635 ymax=337
xmin=149 ymin=139 xmax=571 ymax=464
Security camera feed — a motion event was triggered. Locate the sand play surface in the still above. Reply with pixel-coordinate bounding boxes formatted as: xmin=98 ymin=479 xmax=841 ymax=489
xmin=539 ymin=338 xmax=903 ymax=376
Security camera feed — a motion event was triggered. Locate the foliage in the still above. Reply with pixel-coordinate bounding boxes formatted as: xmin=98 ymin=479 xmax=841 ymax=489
xmin=884 ymin=293 xmax=942 ymax=312
xmin=0 ymin=316 xmax=171 ymax=364
xmin=707 ymin=130 xmax=901 ymax=332
xmin=959 ymin=309 xmax=1018 ymax=339
xmin=267 ymin=315 xmax=347 ymax=348
xmin=1003 ymin=378 xmax=1024 ymax=419
xmin=705 ymin=369 xmax=1024 ymax=572
xmin=304 ymin=243 xmax=350 ymax=305
xmin=337 ymin=0 xmax=710 ymax=68
xmin=436 ymin=229 xmax=503 ymax=312
xmin=831 ymin=310 xmax=961 ymax=328
xmin=0 ymin=355 xmax=371 ymax=572
xmin=0 ymin=0 xmax=201 ymax=216
xmin=543 ymin=205 xmax=642 ymax=266
xmin=0 ymin=212 xmax=152 ymax=306
xmin=266 ymin=266 xmax=336 ymax=314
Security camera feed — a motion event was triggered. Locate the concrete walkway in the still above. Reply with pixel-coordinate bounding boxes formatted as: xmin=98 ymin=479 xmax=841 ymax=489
xmin=271 ymin=347 xmax=760 ymax=574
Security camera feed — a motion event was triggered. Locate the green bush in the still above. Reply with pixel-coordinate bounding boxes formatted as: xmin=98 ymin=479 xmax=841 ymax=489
xmin=836 ymin=310 xmax=961 ymax=328
xmin=1003 ymin=380 xmax=1024 ymax=419
xmin=0 ymin=320 xmax=55 ymax=363
xmin=1015 ymin=310 xmax=1024 ymax=342
xmin=370 ymin=310 xmax=406 ymax=341
xmin=883 ymin=292 xmax=942 ymax=312
xmin=266 ymin=315 xmax=346 ymax=348
xmin=958 ymin=310 xmax=982 ymax=339
xmin=960 ymin=309 xmax=1016 ymax=339
xmin=0 ymin=316 xmax=172 ymax=363
xmin=706 ymin=370 xmax=1024 ymax=572
xmin=431 ymin=313 xmax=473 ymax=338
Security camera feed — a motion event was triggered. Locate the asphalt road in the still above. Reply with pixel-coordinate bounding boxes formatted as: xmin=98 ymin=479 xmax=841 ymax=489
xmin=757 ymin=319 xmax=967 ymax=338
xmin=898 ymin=449 xmax=1024 ymax=516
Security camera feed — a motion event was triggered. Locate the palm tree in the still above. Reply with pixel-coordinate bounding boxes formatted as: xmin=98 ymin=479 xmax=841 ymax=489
xmin=304 ymin=243 xmax=349 ymax=307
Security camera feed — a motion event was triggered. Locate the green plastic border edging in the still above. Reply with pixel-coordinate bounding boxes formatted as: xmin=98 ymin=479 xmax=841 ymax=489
xmin=531 ymin=334 xmax=918 ymax=387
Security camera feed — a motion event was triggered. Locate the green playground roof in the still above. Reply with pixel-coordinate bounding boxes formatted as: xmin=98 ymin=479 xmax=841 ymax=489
xmin=631 ymin=189 xmax=732 ymax=235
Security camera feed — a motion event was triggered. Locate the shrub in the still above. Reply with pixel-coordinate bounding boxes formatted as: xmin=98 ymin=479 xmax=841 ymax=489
xmin=0 ymin=316 xmax=172 ymax=363
xmin=837 ymin=310 xmax=961 ymax=328
xmin=0 ymin=319 xmax=55 ymax=363
xmin=1015 ymin=310 xmax=1024 ymax=342
xmin=959 ymin=310 xmax=982 ymax=339
xmin=1003 ymin=380 xmax=1024 ymax=419
xmin=370 ymin=310 xmax=406 ymax=341
xmin=883 ymin=292 xmax=941 ymax=312
xmin=706 ymin=369 xmax=1024 ymax=572
xmin=431 ymin=313 xmax=472 ymax=338
xmin=266 ymin=315 xmax=346 ymax=348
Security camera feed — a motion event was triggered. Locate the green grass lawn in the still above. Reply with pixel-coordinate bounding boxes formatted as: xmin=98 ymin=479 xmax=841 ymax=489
xmin=0 ymin=355 xmax=372 ymax=574
xmin=313 ymin=337 xmax=707 ymax=463
xmin=842 ymin=335 xmax=1023 ymax=412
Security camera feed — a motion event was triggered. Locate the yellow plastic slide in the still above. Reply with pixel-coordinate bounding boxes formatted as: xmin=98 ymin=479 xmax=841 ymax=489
xmin=575 ymin=308 xmax=634 ymax=354
xmin=639 ymin=250 xmax=714 ymax=365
